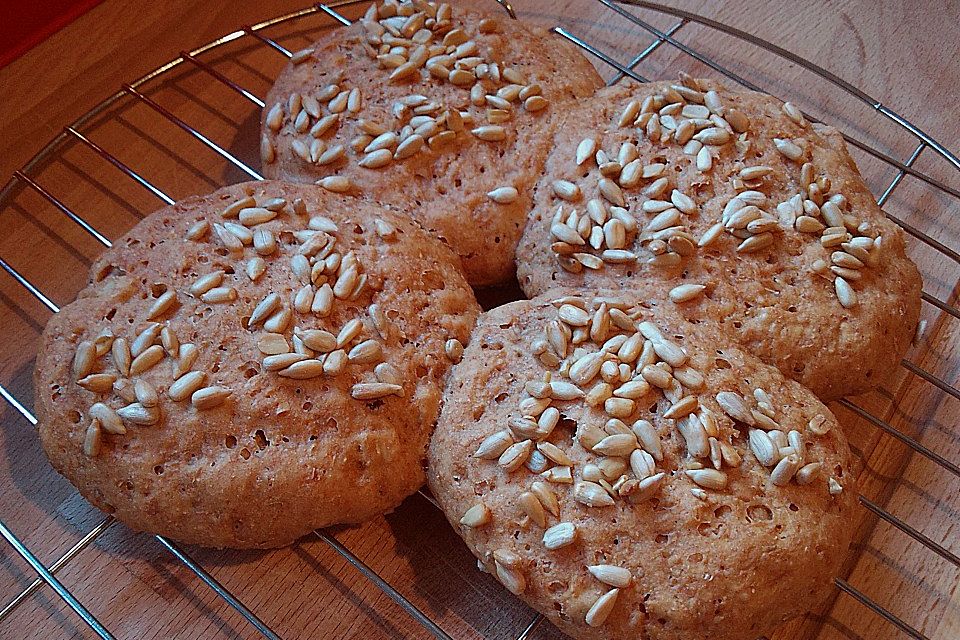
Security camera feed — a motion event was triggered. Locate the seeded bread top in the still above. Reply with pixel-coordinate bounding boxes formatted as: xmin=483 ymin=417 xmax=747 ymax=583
xmin=36 ymin=181 xmax=479 ymax=548
xmin=515 ymin=79 xmax=921 ymax=399
xmin=428 ymin=291 xmax=857 ymax=640
xmin=260 ymin=1 xmax=604 ymax=286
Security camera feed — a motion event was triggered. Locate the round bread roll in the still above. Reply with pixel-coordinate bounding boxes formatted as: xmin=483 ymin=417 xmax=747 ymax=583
xmin=260 ymin=1 xmax=604 ymax=286
xmin=428 ymin=290 xmax=857 ymax=640
xmin=36 ymin=181 xmax=479 ymax=548
xmin=515 ymin=79 xmax=921 ymax=399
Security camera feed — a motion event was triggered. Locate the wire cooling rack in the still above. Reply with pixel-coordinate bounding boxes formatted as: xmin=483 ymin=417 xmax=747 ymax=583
xmin=0 ymin=1 xmax=957 ymax=638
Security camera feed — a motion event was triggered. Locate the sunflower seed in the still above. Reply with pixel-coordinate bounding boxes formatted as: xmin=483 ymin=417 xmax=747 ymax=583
xmin=81 ymin=419 xmax=103 ymax=456
xmin=167 ymin=371 xmax=206 ymax=402
xmin=499 ymin=439 xmax=534 ymax=472
xmin=262 ymin=353 xmax=307 ymax=372
xmin=834 ymin=277 xmax=857 ymax=308
xmin=225 ymin=198 xmax=258 ymax=221
xmin=630 ymin=448 xmax=657 ymax=480
xmin=493 ymin=558 xmax=525 ymax=595
xmin=351 ymin=382 xmax=402 ymax=400
xmin=574 ymin=481 xmax=615 ymax=507
xmin=748 ymin=429 xmax=778 ymax=466
xmin=788 ymin=430 xmax=806 ymax=460
xmin=142 ymin=290 xmax=178 ymax=322
xmin=542 ymin=522 xmax=577 ymax=550
xmin=598 ymin=178 xmax=625 ymax=206
xmin=552 ymin=180 xmax=581 ymax=202
xmin=474 ymin=430 xmax=514 ymax=459
xmin=437 ymin=335 xmax=465 ymax=365
xmin=242 ymin=257 xmax=264 ymax=282
xmin=795 ymin=462 xmax=821 ymax=485
xmin=73 ymin=371 xmax=115 ymax=395
xmin=245 ymin=293 xmax=279 ymax=329
xmin=186 ymin=220 xmax=209 ymax=240
xmin=486 ymin=186 xmax=518 ymax=204
xmin=471 ymin=124 xmax=506 ymax=142
xmin=593 ymin=433 xmax=638 ymax=457
xmin=715 ymin=391 xmax=755 ymax=424
xmin=774 ymin=137 xmax=803 ymax=161
xmin=68 ymin=340 xmax=97 ymax=382
xmin=265 ymin=104 xmax=284 ymax=131
xmin=686 ymin=468 xmax=727 ymax=490
xmin=128 ymin=344 xmax=163 ymax=377
xmin=678 ymin=413 xmax=710 ymax=458
xmin=663 ymin=395 xmax=699 ymax=419
xmin=316 ymin=176 xmax=353 ymax=193
xmin=612 ymin=379 xmax=649 ymax=400
xmin=334 ymin=318 xmax=362 ymax=349
xmin=132 ymin=379 xmax=158 ymax=408
xmin=623 ymin=421 xmax=661 ymax=463
xmin=115 ymin=402 xmax=159 ymax=426
xmin=199 ymin=286 xmax=237 ymax=304
xmin=771 ymin=453 xmax=803 ymax=486
xmin=514 ymin=491 xmax=546 ymax=527
xmin=806 ymin=414 xmax=830 ymax=437
xmin=88 ymin=402 xmax=124 ymax=434
xmin=694 ymin=127 xmax=731 ymax=145
xmin=576 ymin=138 xmax=598 ymax=165
xmin=532 ymin=442 xmax=571 ymax=469
xmin=460 ymin=503 xmax=491 ymax=528
xmin=585 ymin=589 xmax=619 ymax=627
xmin=301 ymin=284 xmax=331 ymax=318
xmin=348 ymin=339 xmax=383 ymax=364
xmin=191 ymin=386 xmax=231 ymax=410
xmin=588 ymin=565 xmax=631 ymax=588
xmin=277 ymin=359 xmax=325 ymax=379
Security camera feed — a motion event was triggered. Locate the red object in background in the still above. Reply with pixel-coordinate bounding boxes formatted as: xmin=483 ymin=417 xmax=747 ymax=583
xmin=0 ymin=0 xmax=104 ymax=68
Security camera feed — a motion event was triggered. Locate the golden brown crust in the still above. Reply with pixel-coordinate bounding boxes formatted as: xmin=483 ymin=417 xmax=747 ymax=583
xmin=515 ymin=80 xmax=922 ymax=399
xmin=260 ymin=3 xmax=603 ymax=286
xmin=36 ymin=181 xmax=479 ymax=548
xmin=428 ymin=290 xmax=857 ymax=640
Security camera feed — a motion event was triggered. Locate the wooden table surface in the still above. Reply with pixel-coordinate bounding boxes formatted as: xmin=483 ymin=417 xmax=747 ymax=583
xmin=0 ymin=1 xmax=958 ymax=638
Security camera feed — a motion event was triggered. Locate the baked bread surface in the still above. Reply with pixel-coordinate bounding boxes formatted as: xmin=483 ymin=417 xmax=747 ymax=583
xmin=36 ymin=181 xmax=479 ymax=548
xmin=429 ymin=290 xmax=857 ymax=640
xmin=261 ymin=3 xmax=604 ymax=286
xmin=516 ymin=80 xmax=921 ymax=399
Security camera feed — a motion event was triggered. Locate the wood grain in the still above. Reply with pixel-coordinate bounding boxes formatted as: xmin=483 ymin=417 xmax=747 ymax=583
xmin=0 ymin=1 xmax=957 ymax=638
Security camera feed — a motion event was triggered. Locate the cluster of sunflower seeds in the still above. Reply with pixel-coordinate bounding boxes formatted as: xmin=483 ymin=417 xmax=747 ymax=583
xmin=701 ymin=188 xmax=784 ymax=255
xmin=263 ymin=1 xmax=550 ymax=191
xmin=617 ymin=74 xmax=745 ymax=174
xmin=75 ymin=191 xmax=417 ymax=457
xmin=465 ymin=294 xmax=841 ymax=614
xmin=774 ymin=161 xmax=877 ymax=309
xmin=363 ymin=1 xmax=548 ymax=123
xmin=463 ymin=296 xmax=738 ymax=617
xmin=713 ymin=387 xmax=840 ymax=492
xmin=74 ymin=310 xmax=232 ymax=457
xmin=548 ymin=167 xmax=701 ymax=273
xmin=210 ymin=194 xmax=405 ymax=400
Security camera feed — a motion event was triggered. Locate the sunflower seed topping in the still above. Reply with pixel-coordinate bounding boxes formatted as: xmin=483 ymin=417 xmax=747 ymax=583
xmin=460 ymin=503 xmax=491 ymax=528
xmin=191 ymin=386 xmax=231 ymax=410
xmin=588 ymin=565 xmax=632 ymax=588
xmin=585 ymin=589 xmax=619 ymax=627
xmin=543 ymin=522 xmax=577 ymax=549
xmin=487 ymin=186 xmax=519 ymax=204
xmin=351 ymin=382 xmax=403 ymax=400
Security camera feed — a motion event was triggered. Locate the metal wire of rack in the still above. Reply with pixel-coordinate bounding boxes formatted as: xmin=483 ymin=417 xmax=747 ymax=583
xmin=0 ymin=1 xmax=957 ymax=638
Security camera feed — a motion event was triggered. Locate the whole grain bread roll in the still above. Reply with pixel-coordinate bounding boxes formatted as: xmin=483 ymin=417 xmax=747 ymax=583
xmin=429 ymin=290 xmax=857 ymax=640
xmin=260 ymin=1 xmax=604 ymax=286
xmin=36 ymin=181 xmax=479 ymax=548
xmin=516 ymin=80 xmax=921 ymax=399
